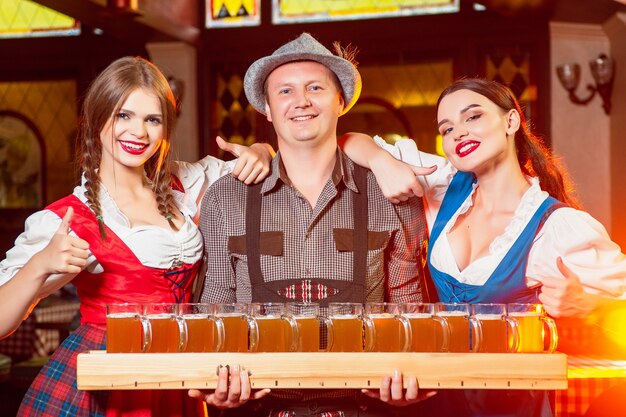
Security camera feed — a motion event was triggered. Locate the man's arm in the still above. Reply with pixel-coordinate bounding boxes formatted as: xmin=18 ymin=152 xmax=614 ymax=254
xmin=195 ymin=182 xmax=270 ymax=410
xmin=384 ymin=196 xmax=428 ymax=304
xmin=198 ymin=182 xmax=237 ymax=304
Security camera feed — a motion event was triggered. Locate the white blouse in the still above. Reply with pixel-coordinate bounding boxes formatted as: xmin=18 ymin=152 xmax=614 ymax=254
xmin=0 ymin=155 xmax=236 ymax=289
xmin=374 ymin=136 xmax=626 ymax=299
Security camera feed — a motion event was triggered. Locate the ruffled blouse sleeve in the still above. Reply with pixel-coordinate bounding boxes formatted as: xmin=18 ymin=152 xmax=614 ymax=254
xmin=527 ymin=207 xmax=626 ymax=299
xmin=372 ymin=136 xmax=456 ymax=230
xmin=0 ymin=209 xmax=97 ymax=290
xmin=171 ymin=155 xmax=236 ymax=221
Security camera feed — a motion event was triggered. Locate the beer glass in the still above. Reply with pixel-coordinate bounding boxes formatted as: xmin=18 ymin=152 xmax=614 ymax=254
xmin=471 ymin=303 xmax=519 ymax=353
xmin=507 ymin=303 xmax=558 ymax=353
xmin=285 ymin=302 xmax=330 ymax=352
xmin=327 ymin=302 xmax=373 ymax=352
xmin=249 ymin=302 xmax=299 ymax=352
xmin=365 ymin=303 xmax=411 ymax=352
xmin=401 ymin=303 xmax=450 ymax=352
xmin=106 ymin=303 xmax=146 ymax=353
xmin=178 ymin=303 xmax=225 ymax=353
xmin=143 ymin=303 xmax=186 ymax=353
xmin=215 ymin=303 xmax=251 ymax=352
xmin=435 ymin=303 xmax=480 ymax=352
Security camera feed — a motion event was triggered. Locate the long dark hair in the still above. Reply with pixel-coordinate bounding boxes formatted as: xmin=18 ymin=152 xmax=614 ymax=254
xmin=437 ymin=78 xmax=580 ymax=208
xmin=77 ymin=56 xmax=178 ymax=238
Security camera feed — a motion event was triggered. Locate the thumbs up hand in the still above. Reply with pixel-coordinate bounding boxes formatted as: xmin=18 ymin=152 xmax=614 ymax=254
xmin=538 ymin=257 xmax=597 ymax=318
xmin=217 ymin=136 xmax=273 ymax=185
xmin=39 ymin=207 xmax=90 ymax=275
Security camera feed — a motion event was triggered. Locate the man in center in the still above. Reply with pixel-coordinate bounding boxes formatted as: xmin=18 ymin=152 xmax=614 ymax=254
xmin=197 ymin=33 xmax=432 ymax=416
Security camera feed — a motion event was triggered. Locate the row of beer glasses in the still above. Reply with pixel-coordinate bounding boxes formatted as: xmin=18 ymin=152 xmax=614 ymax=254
xmin=105 ymin=301 xmax=557 ymax=354
xmin=442 ymin=302 xmax=558 ymax=353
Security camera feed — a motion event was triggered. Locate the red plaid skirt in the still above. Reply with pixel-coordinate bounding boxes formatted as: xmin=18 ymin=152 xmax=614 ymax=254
xmin=17 ymin=324 xmax=108 ymax=417
xmin=17 ymin=324 xmax=204 ymax=417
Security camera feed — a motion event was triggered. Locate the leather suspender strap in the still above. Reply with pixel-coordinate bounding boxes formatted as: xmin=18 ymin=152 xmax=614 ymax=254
xmin=246 ymin=182 xmax=264 ymax=285
xmin=352 ymin=164 xmax=368 ymax=301
xmin=245 ymin=165 xmax=369 ymax=301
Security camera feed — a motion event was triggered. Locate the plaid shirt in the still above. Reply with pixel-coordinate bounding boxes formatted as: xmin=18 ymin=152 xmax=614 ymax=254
xmin=200 ymin=149 xmax=427 ymax=305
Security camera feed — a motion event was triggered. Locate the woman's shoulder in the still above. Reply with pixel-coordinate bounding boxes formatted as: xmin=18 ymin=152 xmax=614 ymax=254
xmin=173 ymin=156 xmax=236 ymax=184
xmin=542 ymin=205 xmax=609 ymax=237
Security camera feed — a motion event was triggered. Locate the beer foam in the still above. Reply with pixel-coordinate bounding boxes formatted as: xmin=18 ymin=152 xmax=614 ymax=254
xmin=183 ymin=313 xmax=208 ymax=320
xmin=255 ymin=315 xmax=281 ymax=320
xmin=436 ymin=310 xmax=468 ymax=317
xmin=473 ymin=313 xmax=503 ymax=320
xmin=368 ymin=313 xmax=395 ymax=319
xmin=106 ymin=312 xmax=137 ymax=319
xmin=403 ymin=313 xmax=431 ymax=319
xmin=217 ymin=313 xmax=245 ymax=318
xmin=508 ymin=312 xmax=542 ymax=317
xmin=330 ymin=314 xmax=359 ymax=320
xmin=147 ymin=313 xmax=172 ymax=319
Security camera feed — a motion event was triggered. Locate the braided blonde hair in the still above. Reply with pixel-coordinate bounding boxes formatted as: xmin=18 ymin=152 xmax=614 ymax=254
xmin=77 ymin=56 xmax=178 ymax=239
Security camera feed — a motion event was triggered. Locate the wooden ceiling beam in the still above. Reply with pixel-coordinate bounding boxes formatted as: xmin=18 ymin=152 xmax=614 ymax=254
xmin=32 ymin=0 xmax=200 ymax=46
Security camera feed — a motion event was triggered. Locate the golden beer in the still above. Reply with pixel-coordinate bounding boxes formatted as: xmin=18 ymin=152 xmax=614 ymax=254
xmin=329 ymin=315 xmax=364 ymax=352
xmin=473 ymin=313 xmax=508 ymax=353
xmin=509 ymin=312 xmax=544 ymax=352
xmin=181 ymin=314 xmax=217 ymax=352
xmin=370 ymin=313 xmax=404 ymax=352
xmin=254 ymin=316 xmax=292 ymax=352
xmin=106 ymin=313 xmax=142 ymax=353
xmin=219 ymin=313 xmax=249 ymax=352
xmin=405 ymin=313 xmax=437 ymax=352
xmin=437 ymin=311 xmax=470 ymax=352
xmin=146 ymin=314 xmax=179 ymax=353
xmin=295 ymin=317 xmax=320 ymax=352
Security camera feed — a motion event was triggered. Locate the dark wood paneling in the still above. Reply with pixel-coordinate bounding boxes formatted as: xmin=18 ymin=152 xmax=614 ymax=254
xmin=199 ymin=3 xmax=552 ymax=156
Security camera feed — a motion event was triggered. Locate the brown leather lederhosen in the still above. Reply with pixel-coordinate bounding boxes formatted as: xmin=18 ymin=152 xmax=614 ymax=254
xmin=245 ymin=164 xmax=369 ymax=306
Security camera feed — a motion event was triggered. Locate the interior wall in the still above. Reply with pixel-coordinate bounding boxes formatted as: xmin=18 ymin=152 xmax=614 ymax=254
xmin=605 ymin=13 xmax=626 ymax=249
xmin=550 ymin=22 xmax=612 ymax=232
xmin=146 ymin=42 xmax=199 ymax=163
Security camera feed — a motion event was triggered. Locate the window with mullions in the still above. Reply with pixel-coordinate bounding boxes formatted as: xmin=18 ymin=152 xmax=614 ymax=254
xmin=0 ymin=0 xmax=79 ymax=39
xmin=273 ymin=0 xmax=459 ymax=24
xmin=206 ymin=0 xmax=260 ymax=28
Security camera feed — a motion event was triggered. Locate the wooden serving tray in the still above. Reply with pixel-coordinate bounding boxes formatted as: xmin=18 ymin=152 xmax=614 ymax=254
xmin=77 ymin=351 xmax=568 ymax=391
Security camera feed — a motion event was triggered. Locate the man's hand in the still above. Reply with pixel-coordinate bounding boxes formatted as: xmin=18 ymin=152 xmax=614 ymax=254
xmin=188 ymin=364 xmax=270 ymax=410
xmin=361 ymin=370 xmax=437 ymax=407
xmin=216 ymin=136 xmax=274 ymax=184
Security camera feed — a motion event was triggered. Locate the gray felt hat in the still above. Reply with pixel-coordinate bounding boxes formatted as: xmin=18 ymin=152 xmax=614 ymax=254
xmin=243 ymin=33 xmax=362 ymax=116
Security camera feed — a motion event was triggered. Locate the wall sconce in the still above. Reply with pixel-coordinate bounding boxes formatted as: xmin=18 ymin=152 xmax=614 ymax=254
xmin=556 ymin=54 xmax=615 ymax=115
xmin=106 ymin=0 xmax=140 ymax=15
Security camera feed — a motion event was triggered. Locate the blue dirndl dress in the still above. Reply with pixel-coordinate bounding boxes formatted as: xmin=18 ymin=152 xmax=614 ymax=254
xmin=418 ymin=171 xmax=560 ymax=417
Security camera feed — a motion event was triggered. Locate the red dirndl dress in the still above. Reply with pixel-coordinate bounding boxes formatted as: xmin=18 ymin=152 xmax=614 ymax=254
xmin=17 ymin=195 xmax=204 ymax=417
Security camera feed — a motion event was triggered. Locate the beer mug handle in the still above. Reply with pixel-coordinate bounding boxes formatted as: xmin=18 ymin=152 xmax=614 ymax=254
xmin=397 ymin=315 xmax=412 ymax=352
xmin=140 ymin=315 xmax=152 ymax=353
xmin=211 ymin=316 xmax=225 ymax=352
xmin=542 ymin=316 xmax=558 ymax=353
xmin=317 ymin=317 xmax=332 ymax=352
xmin=248 ymin=317 xmax=259 ymax=352
xmin=282 ymin=314 xmax=299 ymax=352
xmin=505 ymin=316 xmax=520 ymax=353
xmin=176 ymin=316 xmax=187 ymax=352
xmin=362 ymin=316 xmax=375 ymax=352
xmin=469 ymin=316 xmax=482 ymax=352
xmin=325 ymin=318 xmax=335 ymax=352
xmin=433 ymin=315 xmax=450 ymax=352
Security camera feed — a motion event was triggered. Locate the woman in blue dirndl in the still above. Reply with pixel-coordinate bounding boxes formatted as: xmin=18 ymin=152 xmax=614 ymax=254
xmin=342 ymin=78 xmax=626 ymax=416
